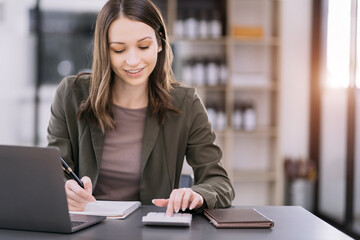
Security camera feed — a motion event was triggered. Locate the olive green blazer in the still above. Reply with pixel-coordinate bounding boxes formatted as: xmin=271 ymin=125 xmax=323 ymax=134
xmin=47 ymin=75 xmax=235 ymax=209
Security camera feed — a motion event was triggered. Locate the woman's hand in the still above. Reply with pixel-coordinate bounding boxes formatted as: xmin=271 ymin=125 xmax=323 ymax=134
xmin=65 ymin=176 xmax=96 ymax=211
xmin=152 ymin=188 xmax=204 ymax=216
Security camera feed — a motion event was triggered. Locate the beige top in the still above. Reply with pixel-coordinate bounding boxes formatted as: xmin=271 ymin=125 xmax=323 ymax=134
xmin=93 ymin=104 xmax=147 ymax=201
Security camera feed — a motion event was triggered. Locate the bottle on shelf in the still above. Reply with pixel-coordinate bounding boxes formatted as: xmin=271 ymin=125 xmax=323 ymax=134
xmin=199 ymin=10 xmax=208 ymax=39
xmin=209 ymin=10 xmax=222 ymax=39
xmin=206 ymin=58 xmax=219 ymax=86
xmin=174 ymin=9 xmax=184 ymax=39
xmin=181 ymin=58 xmax=225 ymax=87
xmin=219 ymin=59 xmax=227 ymax=85
xmin=192 ymin=59 xmax=205 ymax=86
xmin=233 ymin=102 xmax=243 ymax=130
xmin=216 ymin=104 xmax=227 ymax=131
xmin=181 ymin=59 xmax=193 ymax=86
xmin=243 ymin=101 xmax=257 ymax=131
xmin=185 ymin=9 xmax=198 ymax=39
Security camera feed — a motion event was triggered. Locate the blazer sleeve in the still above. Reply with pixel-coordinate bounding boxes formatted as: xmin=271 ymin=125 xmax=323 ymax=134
xmin=47 ymin=77 xmax=75 ymax=179
xmin=185 ymin=89 xmax=235 ymax=209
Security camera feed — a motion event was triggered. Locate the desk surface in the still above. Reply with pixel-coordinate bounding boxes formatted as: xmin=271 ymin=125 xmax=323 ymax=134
xmin=0 ymin=205 xmax=353 ymax=240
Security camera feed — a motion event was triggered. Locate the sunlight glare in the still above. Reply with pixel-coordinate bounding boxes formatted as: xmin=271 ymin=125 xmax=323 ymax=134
xmin=326 ymin=0 xmax=351 ymax=89
xmin=357 ymin=1 xmax=360 ymax=88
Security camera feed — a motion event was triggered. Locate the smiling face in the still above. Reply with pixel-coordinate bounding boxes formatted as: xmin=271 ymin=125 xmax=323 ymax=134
xmin=108 ymin=16 xmax=161 ymax=89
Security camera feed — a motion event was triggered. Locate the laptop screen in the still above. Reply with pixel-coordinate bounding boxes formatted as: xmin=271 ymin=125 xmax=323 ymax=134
xmin=0 ymin=145 xmax=77 ymax=232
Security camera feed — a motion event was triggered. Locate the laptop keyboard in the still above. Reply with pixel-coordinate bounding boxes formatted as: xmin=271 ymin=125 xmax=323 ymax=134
xmin=71 ymin=221 xmax=86 ymax=227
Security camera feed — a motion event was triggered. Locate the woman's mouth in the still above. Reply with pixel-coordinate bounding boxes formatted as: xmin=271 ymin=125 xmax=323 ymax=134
xmin=125 ymin=67 xmax=145 ymax=77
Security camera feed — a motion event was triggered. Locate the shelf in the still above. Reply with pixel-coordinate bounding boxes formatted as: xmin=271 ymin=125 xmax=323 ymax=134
xmin=194 ymin=85 xmax=226 ymax=91
xmin=170 ymin=37 xmax=227 ymax=45
xmin=233 ymin=170 xmax=277 ymax=182
xmin=229 ymin=82 xmax=278 ymax=91
xmin=233 ymin=127 xmax=277 ymax=137
xmin=228 ymin=37 xmax=280 ymax=46
xmin=213 ymin=127 xmax=277 ymax=138
xmin=188 ymin=83 xmax=278 ymax=91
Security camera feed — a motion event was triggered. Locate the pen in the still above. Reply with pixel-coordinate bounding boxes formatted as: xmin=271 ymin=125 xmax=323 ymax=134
xmin=60 ymin=157 xmax=85 ymax=189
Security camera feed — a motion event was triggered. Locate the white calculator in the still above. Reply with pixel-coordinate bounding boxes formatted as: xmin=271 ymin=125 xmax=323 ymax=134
xmin=142 ymin=212 xmax=192 ymax=227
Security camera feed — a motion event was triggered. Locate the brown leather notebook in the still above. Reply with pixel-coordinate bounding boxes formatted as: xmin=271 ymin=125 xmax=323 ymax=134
xmin=204 ymin=208 xmax=274 ymax=229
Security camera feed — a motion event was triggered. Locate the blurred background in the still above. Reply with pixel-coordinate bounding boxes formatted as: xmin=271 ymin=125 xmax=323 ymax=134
xmin=0 ymin=0 xmax=359 ymax=238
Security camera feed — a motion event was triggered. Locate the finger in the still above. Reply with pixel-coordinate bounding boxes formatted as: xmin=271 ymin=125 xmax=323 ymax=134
xmin=66 ymin=179 xmax=94 ymax=202
xmin=65 ymin=180 xmax=88 ymax=202
xmin=65 ymin=179 xmax=81 ymax=198
xmin=68 ymin=203 xmax=80 ymax=211
xmin=68 ymin=205 xmax=85 ymax=211
xmin=66 ymin=188 xmax=90 ymax=204
xmin=66 ymin=191 xmax=93 ymax=211
xmin=181 ymin=190 xmax=192 ymax=211
xmin=68 ymin=202 xmax=87 ymax=211
xmin=189 ymin=194 xmax=204 ymax=210
xmin=66 ymin=188 xmax=89 ymax=211
xmin=152 ymin=199 xmax=169 ymax=207
xmin=68 ymin=201 xmax=80 ymax=211
xmin=173 ymin=189 xmax=185 ymax=213
xmin=166 ymin=191 xmax=176 ymax=216
xmin=67 ymin=198 xmax=88 ymax=211
xmin=189 ymin=197 xmax=200 ymax=210
xmin=81 ymin=176 xmax=96 ymax=201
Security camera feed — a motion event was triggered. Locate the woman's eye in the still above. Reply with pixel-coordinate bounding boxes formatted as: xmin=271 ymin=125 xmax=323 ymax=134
xmin=139 ymin=46 xmax=149 ymax=50
xmin=114 ymin=50 xmax=125 ymax=54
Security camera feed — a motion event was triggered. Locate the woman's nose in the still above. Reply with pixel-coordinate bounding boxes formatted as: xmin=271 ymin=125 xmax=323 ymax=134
xmin=125 ymin=50 xmax=140 ymax=66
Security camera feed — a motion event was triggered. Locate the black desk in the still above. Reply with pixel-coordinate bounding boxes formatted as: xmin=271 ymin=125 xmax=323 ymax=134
xmin=0 ymin=205 xmax=353 ymax=240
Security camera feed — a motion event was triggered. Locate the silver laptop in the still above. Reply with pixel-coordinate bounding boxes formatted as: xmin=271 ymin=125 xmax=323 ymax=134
xmin=0 ymin=145 xmax=105 ymax=233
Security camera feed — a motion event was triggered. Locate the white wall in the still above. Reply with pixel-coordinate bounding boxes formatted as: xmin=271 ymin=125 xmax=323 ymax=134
xmin=280 ymin=0 xmax=312 ymax=159
xmin=319 ymin=89 xmax=347 ymax=221
xmin=0 ymin=0 xmax=37 ymax=145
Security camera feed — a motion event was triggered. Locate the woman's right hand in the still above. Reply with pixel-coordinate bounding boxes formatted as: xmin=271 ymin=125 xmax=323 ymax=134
xmin=65 ymin=176 xmax=96 ymax=211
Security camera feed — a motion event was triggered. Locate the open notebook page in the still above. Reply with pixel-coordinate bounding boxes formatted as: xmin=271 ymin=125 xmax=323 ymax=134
xmin=70 ymin=200 xmax=141 ymax=219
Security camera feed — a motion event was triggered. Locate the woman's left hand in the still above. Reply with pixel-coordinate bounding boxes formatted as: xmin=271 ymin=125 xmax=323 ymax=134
xmin=152 ymin=188 xmax=204 ymax=216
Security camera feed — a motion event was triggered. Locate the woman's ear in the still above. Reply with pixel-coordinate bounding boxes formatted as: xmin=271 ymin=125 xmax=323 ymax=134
xmin=158 ymin=47 xmax=162 ymax=53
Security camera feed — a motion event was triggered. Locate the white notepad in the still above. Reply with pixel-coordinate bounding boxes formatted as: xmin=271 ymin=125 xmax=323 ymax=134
xmin=70 ymin=200 xmax=141 ymax=219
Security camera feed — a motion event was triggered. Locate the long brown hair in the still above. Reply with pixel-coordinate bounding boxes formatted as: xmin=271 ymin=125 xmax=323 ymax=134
xmin=77 ymin=0 xmax=179 ymax=133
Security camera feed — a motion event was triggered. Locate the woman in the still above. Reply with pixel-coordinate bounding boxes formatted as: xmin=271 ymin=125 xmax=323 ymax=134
xmin=47 ymin=0 xmax=234 ymax=216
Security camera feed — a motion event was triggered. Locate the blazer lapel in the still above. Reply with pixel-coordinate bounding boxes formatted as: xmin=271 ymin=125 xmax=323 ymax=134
xmin=90 ymin=124 xmax=105 ymax=171
xmin=141 ymin=107 xmax=161 ymax=175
